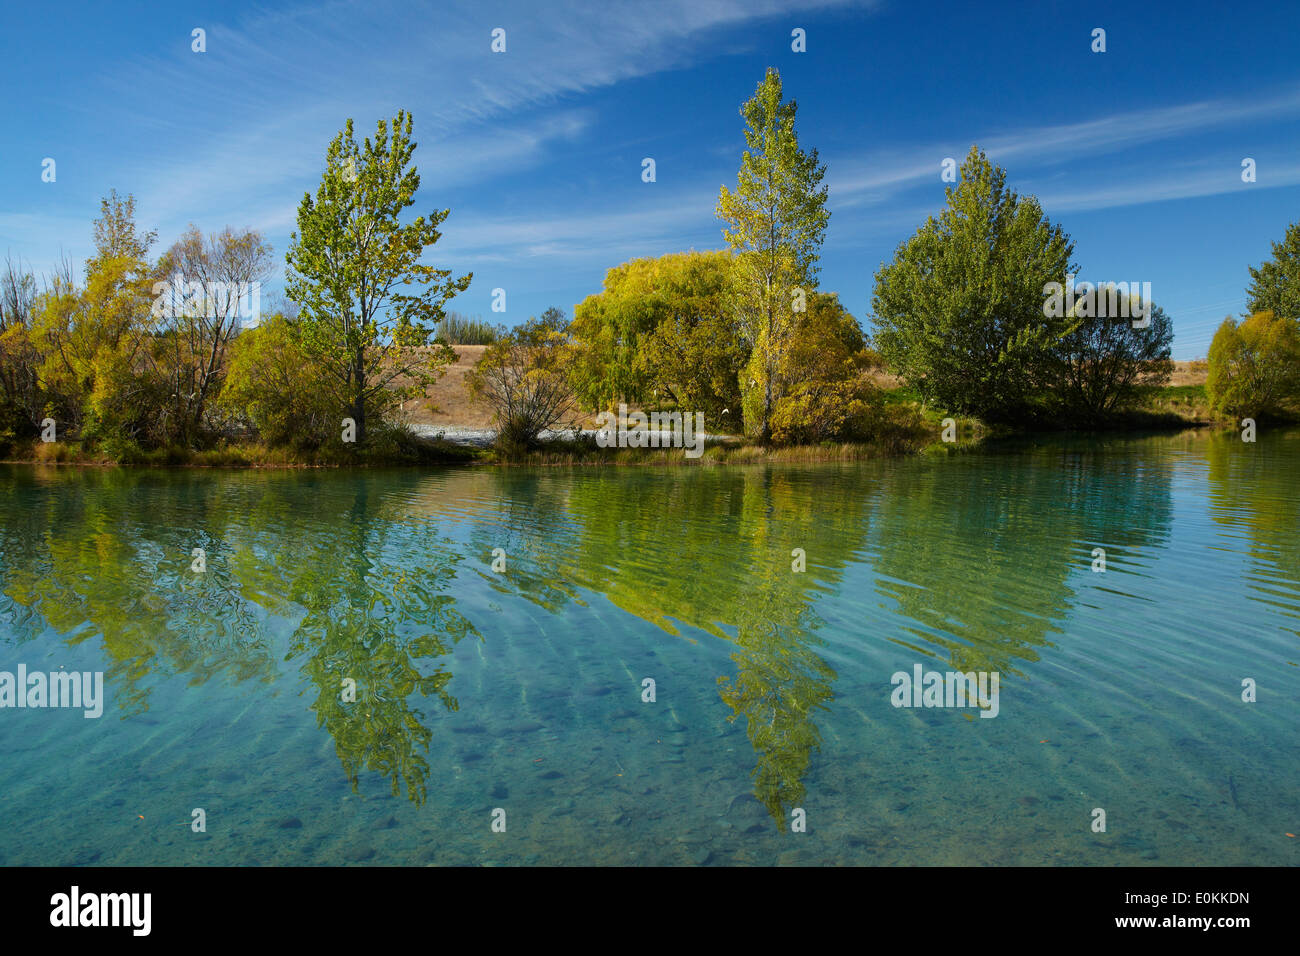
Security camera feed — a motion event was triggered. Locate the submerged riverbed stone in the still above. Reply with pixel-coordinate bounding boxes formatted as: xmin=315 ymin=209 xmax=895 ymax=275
xmin=344 ymin=843 xmax=376 ymax=862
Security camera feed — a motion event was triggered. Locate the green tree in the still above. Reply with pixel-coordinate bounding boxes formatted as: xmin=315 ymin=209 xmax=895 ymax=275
xmin=1206 ymin=311 xmax=1300 ymax=419
xmin=285 ymin=111 xmax=470 ymax=445
xmin=716 ymin=68 xmax=829 ymax=441
xmin=871 ymin=146 xmax=1075 ymax=421
xmin=1051 ymin=299 xmax=1175 ymax=424
xmin=1246 ymin=221 xmax=1300 ymax=321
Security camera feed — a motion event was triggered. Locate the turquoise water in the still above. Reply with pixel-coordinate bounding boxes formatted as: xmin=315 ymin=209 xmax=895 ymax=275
xmin=0 ymin=428 xmax=1297 ymax=865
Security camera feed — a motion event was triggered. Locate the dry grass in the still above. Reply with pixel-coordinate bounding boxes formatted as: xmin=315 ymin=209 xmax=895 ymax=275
xmin=398 ymin=344 xmax=495 ymax=427
xmin=5 ymin=433 xmax=480 ymax=468
xmin=1169 ymin=359 xmax=1209 ymax=387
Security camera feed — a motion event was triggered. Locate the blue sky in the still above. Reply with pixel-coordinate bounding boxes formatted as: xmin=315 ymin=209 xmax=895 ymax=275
xmin=2 ymin=0 xmax=1298 ymax=359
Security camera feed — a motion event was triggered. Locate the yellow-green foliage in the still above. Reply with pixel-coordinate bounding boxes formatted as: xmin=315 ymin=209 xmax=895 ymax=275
xmin=284 ymin=111 xmax=470 ymax=446
xmin=570 ymin=249 xmax=740 ymax=416
xmin=220 ymin=314 xmax=338 ymax=449
xmin=83 ymin=344 xmax=168 ymax=451
xmin=716 ymin=68 xmax=829 ymax=442
xmin=1206 ymin=311 xmax=1300 ymax=419
xmin=32 ymin=193 xmax=160 ymax=434
xmin=769 ymin=293 xmax=881 ymax=445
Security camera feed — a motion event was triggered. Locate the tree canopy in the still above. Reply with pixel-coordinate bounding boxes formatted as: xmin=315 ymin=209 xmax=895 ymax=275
xmin=872 ymin=146 xmax=1076 ymax=421
xmin=1246 ymin=220 xmax=1300 ymax=322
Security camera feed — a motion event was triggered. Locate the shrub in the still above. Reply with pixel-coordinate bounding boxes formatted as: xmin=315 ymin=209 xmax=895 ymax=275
xmin=219 ymin=314 xmax=339 ymax=449
xmin=81 ymin=346 xmax=173 ymax=448
xmin=768 ymin=293 xmax=882 ymax=445
xmin=1206 ymin=310 xmax=1300 ymax=419
xmin=467 ymin=317 xmax=577 ymax=451
xmin=436 ymin=312 xmax=499 ymax=345
xmin=769 ymin=373 xmax=879 ymax=445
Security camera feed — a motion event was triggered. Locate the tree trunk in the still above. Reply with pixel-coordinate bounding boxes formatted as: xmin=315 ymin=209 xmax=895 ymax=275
xmin=761 ymin=373 xmax=773 ymax=444
xmin=351 ymin=346 xmax=366 ymax=444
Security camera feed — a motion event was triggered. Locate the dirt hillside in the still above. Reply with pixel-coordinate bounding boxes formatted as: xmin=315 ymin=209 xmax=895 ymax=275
xmin=409 ymin=345 xmax=493 ymax=427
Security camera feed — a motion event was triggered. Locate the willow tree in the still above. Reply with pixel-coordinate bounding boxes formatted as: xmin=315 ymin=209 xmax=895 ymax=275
xmin=285 ymin=111 xmax=470 ymax=444
xmin=569 ymin=250 xmax=742 ymax=419
xmin=716 ymin=68 xmax=829 ymax=441
xmin=1206 ymin=310 xmax=1300 ymax=419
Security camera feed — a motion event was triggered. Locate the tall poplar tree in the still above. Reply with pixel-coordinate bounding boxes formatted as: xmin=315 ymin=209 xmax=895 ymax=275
xmin=286 ymin=111 xmax=470 ymax=444
xmin=716 ymin=68 xmax=829 ymax=441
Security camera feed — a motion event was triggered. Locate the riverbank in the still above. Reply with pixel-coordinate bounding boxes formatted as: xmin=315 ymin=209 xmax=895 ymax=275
xmin=2 ymin=433 xmax=482 ymax=468
xmin=0 ymin=434 xmax=919 ymax=468
xmin=0 ymin=383 xmax=1236 ymax=469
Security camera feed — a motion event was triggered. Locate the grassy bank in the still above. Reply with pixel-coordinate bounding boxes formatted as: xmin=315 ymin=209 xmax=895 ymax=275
xmin=1139 ymin=383 xmax=1214 ymax=423
xmin=2 ymin=432 xmax=481 ymax=468
xmin=0 ymin=384 xmax=1255 ymax=469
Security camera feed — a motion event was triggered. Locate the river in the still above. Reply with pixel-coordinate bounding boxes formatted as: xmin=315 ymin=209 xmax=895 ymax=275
xmin=1 ymin=427 xmax=1296 ymax=865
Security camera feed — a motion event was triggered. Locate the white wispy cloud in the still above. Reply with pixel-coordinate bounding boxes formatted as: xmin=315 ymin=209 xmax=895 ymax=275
xmin=436 ymin=188 xmax=725 ymax=263
xmin=19 ymin=0 xmax=870 ymax=271
xmin=828 ymin=86 xmax=1300 ymax=211
xmin=1031 ymin=160 xmax=1300 ymax=212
